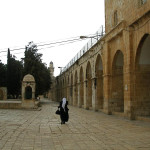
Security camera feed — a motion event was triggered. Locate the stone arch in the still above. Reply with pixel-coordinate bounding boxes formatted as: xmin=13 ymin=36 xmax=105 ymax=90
xmin=134 ymin=34 xmax=150 ymax=116
xmin=95 ymin=54 xmax=104 ymax=110
xmin=111 ymin=50 xmax=124 ymax=112
xmin=22 ymin=74 xmax=36 ymax=108
xmin=68 ymin=76 xmax=69 ymax=84
xmin=86 ymin=61 xmax=92 ymax=109
xmin=79 ymin=66 xmax=84 ymax=108
xmin=22 ymin=74 xmax=35 ymax=100
xmin=74 ymin=71 xmax=78 ymax=106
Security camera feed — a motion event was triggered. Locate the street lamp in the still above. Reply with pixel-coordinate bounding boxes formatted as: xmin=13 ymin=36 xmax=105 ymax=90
xmin=58 ymin=67 xmax=65 ymax=74
xmin=80 ymin=35 xmax=98 ymax=40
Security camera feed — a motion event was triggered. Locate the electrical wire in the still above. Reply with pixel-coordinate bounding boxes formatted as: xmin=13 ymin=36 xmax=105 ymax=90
xmin=0 ymin=38 xmax=87 ymax=57
xmin=0 ymin=33 xmax=103 ymax=54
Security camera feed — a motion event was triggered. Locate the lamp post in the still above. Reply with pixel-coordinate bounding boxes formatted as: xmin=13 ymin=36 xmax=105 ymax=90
xmin=80 ymin=35 xmax=98 ymax=40
xmin=58 ymin=67 xmax=65 ymax=74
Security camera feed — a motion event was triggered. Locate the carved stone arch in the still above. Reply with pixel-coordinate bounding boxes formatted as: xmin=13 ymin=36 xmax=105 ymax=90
xmin=68 ymin=75 xmax=69 ymax=85
xmin=22 ymin=74 xmax=36 ymax=108
xmin=63 ymin=78 xmax=65 ymax=87
xmin=135 ymin=34 xmax=150 ymax=69
xmin=95 ymin=54 xmax=104 ymax=110
xmin=86 ymin=61 xmax=92 ymax=109
xmin=111 ymin=50 xmax=124 ymax=112
xmin=80 ymin=66 xmax=84 ymax=82
xmin=86 ymin=61 xmax=92 ymax=79
xmin=74 ymin=71 xmax=78 ymax=84
xmin=95 ymin=54 xmax=103 ymax=76
xmin=134 ymin=34 xmax=150 ymax=116
xmin=79 ymin=66 xmax=84 ymax=107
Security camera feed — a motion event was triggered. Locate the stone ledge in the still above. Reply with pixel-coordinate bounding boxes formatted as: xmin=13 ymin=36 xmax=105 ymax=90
xmin=136 ymin=116 xmax=150 ymax=123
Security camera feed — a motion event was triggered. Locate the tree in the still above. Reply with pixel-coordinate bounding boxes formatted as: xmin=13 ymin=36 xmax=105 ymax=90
xmin=0 ymin=60 xmax=7 ymax=87
xmin=23 ymin=42 xmax=51 ymax=97
xmin=7 ymin=49 xmax=23 ymax=98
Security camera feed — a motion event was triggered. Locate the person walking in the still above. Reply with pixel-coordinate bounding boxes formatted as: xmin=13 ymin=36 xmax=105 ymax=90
xmin=58 ymin=97 xmax=69 ymax=124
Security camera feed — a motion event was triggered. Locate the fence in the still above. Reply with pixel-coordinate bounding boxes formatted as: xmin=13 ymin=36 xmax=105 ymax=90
xmin=60 ymin=25 xmax=105 ymax=74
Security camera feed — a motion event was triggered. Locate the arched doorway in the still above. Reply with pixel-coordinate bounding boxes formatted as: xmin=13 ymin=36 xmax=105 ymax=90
xmin=74 ymin=71 xmax=78 ymax=106
xmin=95 ymin=55 xmax=103 ymax=110
xmin=25 ymin=86 xmax=32 ymax=99
xmin=111 ymin=50 xmax=124 ymax=112
xmin=0 ymin=89 xmax=4 ymax=100
xmin=79 ymin=67 xmax=84 ymax=108
xmin=135 ymin=34 xmax=150 ymax=116
xmin=86 ymin=62 xmax=92 ymax=109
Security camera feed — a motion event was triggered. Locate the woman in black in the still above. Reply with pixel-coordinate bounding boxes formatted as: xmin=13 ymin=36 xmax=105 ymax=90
xmin=58 ymin=98 xmax=69 ymax=124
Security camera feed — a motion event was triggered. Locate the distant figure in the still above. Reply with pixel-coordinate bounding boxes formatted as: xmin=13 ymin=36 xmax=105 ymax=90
xmin=58 ymin=98 xmax=69 ymax=124
xmin=37 ymin=96 xmax=40 ymax=101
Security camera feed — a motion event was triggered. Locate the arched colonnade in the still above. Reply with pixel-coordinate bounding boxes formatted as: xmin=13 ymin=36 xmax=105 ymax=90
xmin=55 ymin=33 xmax=150 ymax=118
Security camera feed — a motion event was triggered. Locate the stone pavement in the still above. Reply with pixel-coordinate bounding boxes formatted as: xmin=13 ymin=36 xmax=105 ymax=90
xmin=0 ymin=99 xmax=150 ymax=150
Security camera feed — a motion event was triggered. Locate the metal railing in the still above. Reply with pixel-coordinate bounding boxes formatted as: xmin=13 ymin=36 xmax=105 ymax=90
xmin=60 ymin=25 xmax=105 ymax=74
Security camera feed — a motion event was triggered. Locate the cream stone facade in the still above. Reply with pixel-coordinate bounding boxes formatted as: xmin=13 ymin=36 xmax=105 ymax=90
xmin=51 ymin=0 xmax=150 ymax=119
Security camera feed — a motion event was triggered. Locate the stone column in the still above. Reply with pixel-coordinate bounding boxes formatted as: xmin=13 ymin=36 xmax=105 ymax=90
xmin=123 ymin=29 xmax=135 ymax=120
xmin=103 ymin=42 xmax=112 ymax=115
xmin=77 ymin=82 xmax=80 ymax=107
xmin=84 ymin=80 xmax=88 ymax=109
xmin=92 ymin=77 xmax=97 ymax=111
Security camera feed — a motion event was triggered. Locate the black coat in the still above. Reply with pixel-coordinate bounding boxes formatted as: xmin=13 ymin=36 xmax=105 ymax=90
xmin=58 ymin=101 xmax=69 ymax=122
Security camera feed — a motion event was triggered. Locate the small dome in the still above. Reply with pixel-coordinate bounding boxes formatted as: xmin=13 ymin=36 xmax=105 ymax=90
xmin=23 ymin=74 xmax=35 ymax=82
xmin=50 ymin=61 xmax=53 ymax=64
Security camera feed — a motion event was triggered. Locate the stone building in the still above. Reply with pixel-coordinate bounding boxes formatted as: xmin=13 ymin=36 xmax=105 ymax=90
xmin=48 ymin=61 xmax=56 ymax=100
xmin=52 ymin=0 xmax=150 ymax=119
xmin=0 ymin=87 xmax=7 ymax=100
xmin=22 ymin=74 xmax=36 ymax=108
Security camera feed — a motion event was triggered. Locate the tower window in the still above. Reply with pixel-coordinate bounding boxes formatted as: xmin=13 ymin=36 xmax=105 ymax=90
xmin=114 ymin=10 xmax=118 ymax=26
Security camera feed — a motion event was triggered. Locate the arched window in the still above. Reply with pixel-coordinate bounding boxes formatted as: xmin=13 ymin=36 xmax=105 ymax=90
xmin=140 ymin=0 xmax=147 ymax=5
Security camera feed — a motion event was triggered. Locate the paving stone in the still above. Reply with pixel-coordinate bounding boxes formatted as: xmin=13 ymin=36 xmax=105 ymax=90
xmin=0 ymin=99 xmax=150 ymax=150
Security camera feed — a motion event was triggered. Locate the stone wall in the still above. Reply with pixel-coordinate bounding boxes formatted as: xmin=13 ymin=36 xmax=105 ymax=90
xmin=52 ymin=1 xmax=150 ymax=119
xmin=0 ymin=87 xmax=7 ymax=100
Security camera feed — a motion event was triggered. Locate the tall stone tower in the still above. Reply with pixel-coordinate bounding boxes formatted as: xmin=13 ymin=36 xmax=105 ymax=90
xmin=49 ymin=61 xmax=54 ymax=78
xmin=48 ymin=61 xmax=55 ymax=100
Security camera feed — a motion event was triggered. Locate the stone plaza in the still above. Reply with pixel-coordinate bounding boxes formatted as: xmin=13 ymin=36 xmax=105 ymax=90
xmin=0 ymin=99 xmax=150 ymax=150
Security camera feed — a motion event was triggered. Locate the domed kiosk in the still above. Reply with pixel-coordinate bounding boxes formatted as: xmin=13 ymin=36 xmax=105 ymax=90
xmin=22 ymin=74 xmax=36 ymax=108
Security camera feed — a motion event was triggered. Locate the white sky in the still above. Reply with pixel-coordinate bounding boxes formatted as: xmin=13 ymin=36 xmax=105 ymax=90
xmin=0 ymin=0 xmax=105 ymax=76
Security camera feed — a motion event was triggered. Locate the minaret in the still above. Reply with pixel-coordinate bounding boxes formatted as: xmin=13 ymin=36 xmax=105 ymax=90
xmin=49 ymin=61 xmax=54 ymax=78
xmin=48 ymin=61 xmax=55 ymax=100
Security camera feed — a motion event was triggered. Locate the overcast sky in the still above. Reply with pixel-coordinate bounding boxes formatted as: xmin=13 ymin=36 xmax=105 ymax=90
xmin=0 ymin=0 xmax=105 ymax=76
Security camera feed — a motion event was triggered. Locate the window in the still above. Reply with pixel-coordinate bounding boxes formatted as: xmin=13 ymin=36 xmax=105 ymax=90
xmin=140 ymin=0 xmax=147 ymax=5
xmin=114 ymin=10 xmax=118 ymax=26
